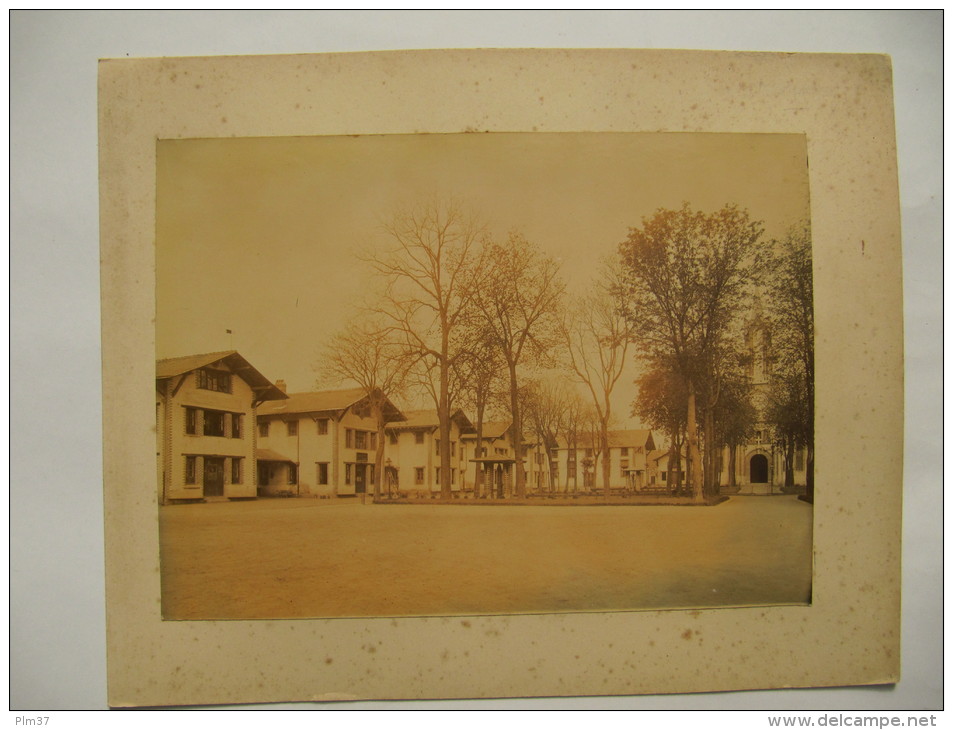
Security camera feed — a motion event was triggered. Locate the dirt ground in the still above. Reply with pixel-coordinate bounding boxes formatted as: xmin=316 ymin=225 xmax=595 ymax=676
xmin=159 ymin=495 xmax=813 ymax=620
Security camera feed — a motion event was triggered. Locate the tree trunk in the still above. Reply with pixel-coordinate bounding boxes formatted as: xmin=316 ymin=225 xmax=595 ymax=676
xmin=474 ymin=406 xmax=485 ymax=498
xmin=439 ymin=358 xmax=452 ymax=500
xmin=508 ymin=360 xmax=525 ymax=499
xmin=784 ymin=438 xmax=795 ymax=489
xmin=703 ymin=407 xmax=717 ymax=499
xmin=601 ymin=424 xmax=611 ymax=500
xmin=686 ymin=381 xmax=703 ymax=502
xmin=733 ymin=443 xmax=738 ymax=489
xmin=667 ymin=441 xmax=676 ymax=493
xmin=372 ymin=398 xmax=384 ymax=500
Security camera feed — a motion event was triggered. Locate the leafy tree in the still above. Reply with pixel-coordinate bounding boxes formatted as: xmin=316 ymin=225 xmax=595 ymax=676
xmin=766 ymin=222 xmax=814 ymax=497
xmin=619 ymin=203 xmax=763 ymax=501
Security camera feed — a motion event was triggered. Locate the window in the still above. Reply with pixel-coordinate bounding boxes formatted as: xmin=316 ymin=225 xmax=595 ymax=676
xmin=231 ymin=458 xmax=242 ymax=484
xmin=415 ymin=467 xmax=424 ymax=485
xmin=620 ymin=447 xmax=629 ymax=456
xmin=415 ymin=431 xmax=424 ymax=445
xmin=620 ymin=460 xmax=629 ymax=477
xmin=662 ymin=472 xmax=667 ymax=482
xmin=451 ymin=441 xmax=456 ymax=457
xmin=185 ymin=456 xmax=196 ymax=484
xmin=197 ymin=368 xmax=231 ymax=393
xmin=370 ymin=432 xmax=377 ymax=450
xmin=355 ymin=430 xmax=367 ymax=449
xmin=231 ymin=413 xmax=242 ymax=439
xmin=203 ymin=410 xmax=225 ymax=437
xmin=345 ymin=463 xmax=352 ymax=485
xmin=286 ymin=420 xmax=297 ymax=437
xmin=345 ymin=429 xmax=354 ymax=448
xmin=258 ymin=421 xmax=270 ymax=438
xmin=316 ymin=462 xmax=329 ymax=485
xmin=288 ymin=464 xmax=298 ymax=485
xmin=185 ymin=407 xmax=197 ymax=435
xmin=388 ymin=431 xmax=398 ymax=445
xmin=317 ymin=419 xmax=328 ymax=435
xmin=585 ymin=448 xmax=593 ymax=458
xmin=451 ymin=468 xmax=456 ymax=485
xmin=435 ymin=439 xmax=440 ymax=455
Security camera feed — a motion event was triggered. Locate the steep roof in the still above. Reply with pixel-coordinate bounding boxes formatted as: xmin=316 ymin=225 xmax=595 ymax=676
xmin=556 ymin=429 xmax=655 ymax=450
xmin=460 ymin=420 xmax=512 ymax=440
xmin=386 ymin=409 xmax=474 ymax=432
xmin=258 ymin=387 xmax=403 ymax=421
xmin=648 ymin=449 xmax=668 ymax=463
xmin=156 ymin=350 xmax=287 ymax=403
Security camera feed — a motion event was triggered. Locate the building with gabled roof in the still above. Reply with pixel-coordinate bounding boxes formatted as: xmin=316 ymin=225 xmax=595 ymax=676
xmin=459 ymin=420 xmax=552 ymax=497
xmin=256 ymin=386 xmax=404 ymax=497
xmin=156 ymin=350 xmax=287 ymax=503
xmin=384 ymin=409 xmax=474 ymax=496
xmin=554 ymin=429 xmax=656 ymax=492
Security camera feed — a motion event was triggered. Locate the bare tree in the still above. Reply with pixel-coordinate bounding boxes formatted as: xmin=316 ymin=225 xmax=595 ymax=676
xmin=522 ymin=376 xmax=574 ymax=493
xmin=320 ymin=316 xmax=409 ymax=500
xmin=561 ymin=389 xmax=589 ymax=492
xmin=619 ymin=203 xmax=763 ymax=502
xmin=578 ymin=402 xmax=606 ymax=492
xmin=367 ymin=199 xmax=487 ymax=499
xmin=561 ymin=264 xmax=636 ymax=499
xmin=472 ymin=232 xmax=565 ymax=498
xmin=453 ymin=323 xmax=504 ymax=498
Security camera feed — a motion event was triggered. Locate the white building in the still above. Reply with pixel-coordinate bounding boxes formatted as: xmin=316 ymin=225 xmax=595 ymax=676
xmin=460 ymin=421 xmax=552 ymax=497
xmin=156 ymin=351 xmax=287 ymax=503
xmin=256 ymin=387 xmax=404 ymax=497
xmin=384 ymin=409 xmax=474 ymax=496
xmin=554 ymin=430 xmax=657 ymax=493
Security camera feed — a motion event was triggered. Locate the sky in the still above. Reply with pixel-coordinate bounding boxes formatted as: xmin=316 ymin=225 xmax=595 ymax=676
xmin=156 ymin=132 xmax=811 ymax=428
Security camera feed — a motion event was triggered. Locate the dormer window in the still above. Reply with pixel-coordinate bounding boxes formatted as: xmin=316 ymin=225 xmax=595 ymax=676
xmin=197 ymin=368 xmax=231 ymax=393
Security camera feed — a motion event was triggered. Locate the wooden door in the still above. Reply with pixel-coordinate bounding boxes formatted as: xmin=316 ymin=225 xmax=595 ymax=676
xmin=204 ymin=457 xmax=225 ymax=496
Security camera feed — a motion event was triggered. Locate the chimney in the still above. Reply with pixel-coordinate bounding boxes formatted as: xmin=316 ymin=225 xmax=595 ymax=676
xmin=275 ymin=379 xmax=287 ymax=394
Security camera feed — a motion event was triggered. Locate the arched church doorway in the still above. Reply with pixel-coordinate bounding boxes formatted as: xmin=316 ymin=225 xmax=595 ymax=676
xmin=750 ymin=454 xmax=769 ymax=484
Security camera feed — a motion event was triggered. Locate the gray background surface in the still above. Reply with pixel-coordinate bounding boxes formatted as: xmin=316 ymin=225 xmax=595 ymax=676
xmin=10 ymin=10 xmax=941 ymax=711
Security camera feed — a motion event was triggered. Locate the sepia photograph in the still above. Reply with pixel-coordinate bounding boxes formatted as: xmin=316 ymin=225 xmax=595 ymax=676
xmin=155 ymin=131 xmax=815 ymax=620
xmin=93 ymin=46 xmax=907 ymax=707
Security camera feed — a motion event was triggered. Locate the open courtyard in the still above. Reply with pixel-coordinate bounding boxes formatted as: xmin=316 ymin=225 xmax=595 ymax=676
xmin=159 ymin=495 xmax=813 ymax=620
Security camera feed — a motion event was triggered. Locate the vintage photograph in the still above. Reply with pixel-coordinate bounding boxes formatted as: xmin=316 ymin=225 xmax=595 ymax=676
xmin=155 ymin=131 xmax=814 ymax=620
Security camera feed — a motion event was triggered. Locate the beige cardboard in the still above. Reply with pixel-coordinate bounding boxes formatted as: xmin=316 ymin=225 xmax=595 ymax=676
xmin=99 ymin=49 xmax=902 ymax=707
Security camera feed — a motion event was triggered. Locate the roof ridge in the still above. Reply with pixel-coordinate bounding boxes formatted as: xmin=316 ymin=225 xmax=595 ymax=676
xmin=156 ymin=349 xmax=236 ymax=364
